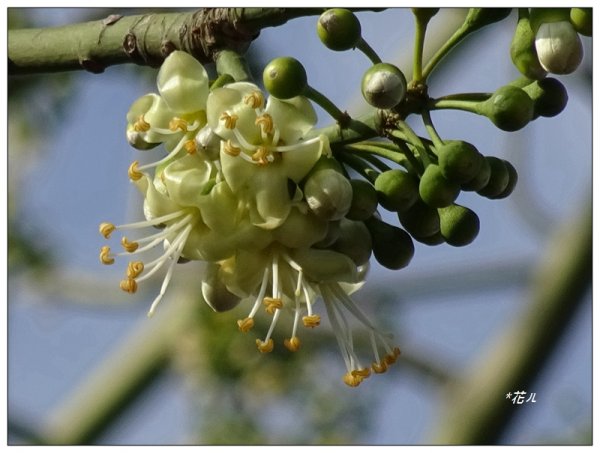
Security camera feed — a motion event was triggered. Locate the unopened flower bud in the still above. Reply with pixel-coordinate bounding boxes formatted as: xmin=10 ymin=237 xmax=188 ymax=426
xmin=304 ymin=169 xmax=353 ymax=220
xmin=361 ymin=63 xmax=407 ymax=109
xmin=317 ymin=9 xmax=362 ymax=51
xmin=535 ymin=21 xmax=583 ymax=74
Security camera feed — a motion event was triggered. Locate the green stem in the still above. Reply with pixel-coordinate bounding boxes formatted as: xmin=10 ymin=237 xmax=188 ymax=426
xmin=391 ymin=120 xmax=432 ymax=167
xmin=412 ymin=17 xmax=428 ymax=83
xmin=356 ymin=37 xmax=382 ymax=64
xmin=421 ymin=24 xmax=469 ymax=80
xmin=304 ymin=85 xmax=348 ymax=124
xmin=336 ymin=151 xmax=379 ymax=183
xmin=345 ymin=142 xmax=409 ymax=168
xmin=421 ymin=110 xmax=444 ymax=149
xmin=215 ymin=49 xmax=252 ymax=81
xmin=428 ymin=98 xmax=481 ymax=114
xmin=305 ymin=111 xmax=382 ymax=146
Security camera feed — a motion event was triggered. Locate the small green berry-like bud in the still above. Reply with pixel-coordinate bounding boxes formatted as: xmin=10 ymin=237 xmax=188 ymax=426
xmin=361 ymin=63 xmax=407 ymax=109
xmin=461 ymin=155 xmax=491 ymax=192
xmin=478 ymin=85 xmax=534 ymax=132
xmin=365 ymin=217 xmax=414 ymax=270
xmin=438 ymin=204 xmax=480 ymax=247
xmin=374 ymin=169 xmax=419 ymax=213
xmin=332 ymin=218 xmax=372 ymax=266
xmin=262 ymin=57 xmax=308 ymax=99
xmin=347 ymin=179 xmax=378 ymax=221
xmin=510 ymin=11 xmax=548 ymax=80
xmin=464 ymin=8 xmax=512 ymax=32
xmin=477 ymin=157 xmax=510 ymax=198
xmin=411 ymin=8 xmax=440 ymax=24
xmin=398 ymin=199 xmax=440 ymax=240
xmin=570 ymin=8 xmax=592 ymax=37
xmin=522 ymin=78 xmax=568 ymax=118
xmin=419 ymin=164 xmax=461 ymax=208
xmin=304 ymin=169 xmax=353 ymax=220
xmin=489 ymin=160 xmax=518 ymax=200
xmin=317 ymin=9 xmax=362 ymax=51
xmin=437 ymin=140 xmax=484 ymax=184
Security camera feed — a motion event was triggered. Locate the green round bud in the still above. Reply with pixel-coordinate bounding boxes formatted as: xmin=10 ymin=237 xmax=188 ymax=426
xmin=530 ymin=8 xmax=571 ymax=33
xmin=510 ymin=13 xmax=547 ymax=80
xmin=331 ymin=218 xmax=372 ymax=266
xmin=262 ymin=56 xmax=308 ymax=99
xmin=317 ymin=8 xmax=362 ymax=51
xmin=411 ymin=8 xmax=440 ymax=23
xmin=489 ymin=160 xmax=518 ymax=199
xmin=313 ymin=220 xmax=341 ymax=249
xmin=464 ymin=8 xmax=513 ymax=32
xmin=304 ymin=169 xmax=353 ymax=220
xmin=398 ymin=199 xmax=440 ymax=240
xmin=361 ymin=63 xmax=407 ymax=109
xmin=419 ymin=164 xmax=461 ymax=208
xmin=438 ymin=204 xmax=480 ymax=247
xmin=437 ymin=140 xmax=484 ymax=184
xmin=522 ymin=77 xmax=568 ymax=118
xmin=365 ymin=217 xmax=414 ymax=270
xmin=478 ymin=85 xmax=535 ymax=131
xmin=570 ymin=8 xmax=592 ymax=37
xmin=374 ymin=169 xmax=419 ymax=213
xmin=347 ymin=179 xmax=379 ymax=221
xmin=477 ymin=157 xmax=510 ymax=198
xmin=461 ymin=155 xmax=491 ymax=192
xmin=415 ymin=231 xmax=446 ymax=246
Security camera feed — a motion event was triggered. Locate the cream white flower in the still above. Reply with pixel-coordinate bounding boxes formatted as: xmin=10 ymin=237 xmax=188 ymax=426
xmin=207 ymin=82 xmax=327 ymax=228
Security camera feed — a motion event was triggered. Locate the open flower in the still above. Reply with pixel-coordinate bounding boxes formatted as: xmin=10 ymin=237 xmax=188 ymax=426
xmin=126 ymin=51 xmax=217 ymax=180
xmin=207 ymin=82 xmax=327 ymax=228
xmin=212 ymin=245 xmax=400 ymax=387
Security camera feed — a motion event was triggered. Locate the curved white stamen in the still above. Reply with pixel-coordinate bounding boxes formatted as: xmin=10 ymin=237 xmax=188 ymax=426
xmin=248 ymin=267 xmax=270 ymax=319
xmin=231 ymin=127 xmax=258 ymax=153
xmin=138 ymin=134 xmax=189 ymax=171
xmin=271 ymin=127 xmax=281 ymax=148
xmin=117 ymin=214 xmax=194 ymax=257
xmin=115 ymin=210 xmax=187 ymax=230
xmin=263 ymin=308 xmax=282 ymax=343
xmin=137 ymin=224 xmax=192 ymax=283
xmin=147 ymin=224 xmax=192 ymax=317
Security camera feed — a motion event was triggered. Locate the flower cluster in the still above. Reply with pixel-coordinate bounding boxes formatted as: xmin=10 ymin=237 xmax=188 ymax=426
xmin=99 ymin=51 xmax=400 ymax=386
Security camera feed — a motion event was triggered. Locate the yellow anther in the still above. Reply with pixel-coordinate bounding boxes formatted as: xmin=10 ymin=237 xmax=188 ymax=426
xmin=384 ymin=347 xmax=401 ymax=366
xmin=255 ymin=113 xmax=274 ymax=134
xmin=256 ymin=338 xmax=274 ymax=353
xmin=283 ymin=336 xmax=301 ymax=352
xmin=220 ymin=112 xmax=238 ymax=129
xmin=128 ymin=161 xmax=143 ymax=181
xmin=372 ymin=361 xmax=388 ymax=374
xmin=302 ymin=314 xmax=321 ymax=328
xmin=169 ymin=117 xmax=188 ymax=132
xmin=223 ymin=140 xmax=241 ymax=157
xmin=126 ymin=261 xmax=144 ymax=279
xmin=237 ymin=317 xmax=254 ymax=333
xmin=119 ymin=277 xmax=138 ymax=294
xmin=121 ymin=237 xmax=139 ymax=253
xmin=343 ymin=372 xmax=363 ymax=387
xmin=352 ymin=368 xmax=371 ymax=379
xmin=252 ymin=146 xmax=271 ymax=166
xmin=133 ymin=115 xmax=150 ymax=132
xmin=99 ymin=246 xmax=114 ymax=265
xmin=99 ymin=222 xmax=116 ymax=239
xmin=263 ymin=296 xmax=283 ymax=314
xmin=184 ymin=140 xmax=197 ymax=154
xmin=244 ymin=91 xmax=264 ymax=109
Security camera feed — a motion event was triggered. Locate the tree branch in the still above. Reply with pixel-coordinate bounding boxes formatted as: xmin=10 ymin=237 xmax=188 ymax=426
xmin=430 ymin=199 xmax=592 ymax=444
xmin=7 ymin=8 xmax=327 ymax=75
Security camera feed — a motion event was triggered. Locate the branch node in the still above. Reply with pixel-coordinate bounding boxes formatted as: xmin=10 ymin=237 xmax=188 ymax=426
xmin=79 ymin=57 xmax=105 ymax=74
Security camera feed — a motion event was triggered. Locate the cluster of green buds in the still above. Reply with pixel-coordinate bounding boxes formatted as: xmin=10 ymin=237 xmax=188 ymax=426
xmin=98 ymin=7 xmax=589 ymax=387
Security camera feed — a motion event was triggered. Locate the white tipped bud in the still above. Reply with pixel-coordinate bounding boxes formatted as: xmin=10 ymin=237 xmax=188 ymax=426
xmin=535 ymin=21 xmax=583 ymax=74
xmin=361 ymin=63 xmax=407 ymax=109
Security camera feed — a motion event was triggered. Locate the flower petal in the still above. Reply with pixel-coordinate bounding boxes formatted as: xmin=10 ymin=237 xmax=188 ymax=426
xmin=265 ymin=95 xmax=317 ymax=144
xmin=157 ymin=51 xmax=209 ymax=114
